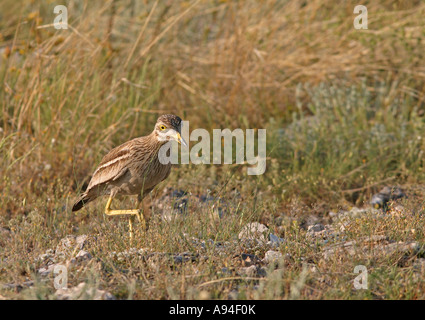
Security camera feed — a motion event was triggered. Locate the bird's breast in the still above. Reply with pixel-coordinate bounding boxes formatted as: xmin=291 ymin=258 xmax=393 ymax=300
xmin=127 ymin=155 xmax=172 ymax=193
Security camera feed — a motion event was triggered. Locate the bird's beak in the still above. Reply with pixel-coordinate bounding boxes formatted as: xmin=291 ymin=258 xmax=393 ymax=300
xmin=174 ymin=131 xmax=187 ymax=147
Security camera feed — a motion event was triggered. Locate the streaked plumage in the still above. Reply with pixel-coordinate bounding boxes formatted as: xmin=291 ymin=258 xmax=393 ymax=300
xmin=72 ymin=114 xmax=186 ymax=237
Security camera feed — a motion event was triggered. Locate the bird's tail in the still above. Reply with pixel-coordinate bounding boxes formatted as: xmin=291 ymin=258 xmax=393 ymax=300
xmin=72 ymin=193 xmax=93 ymax=212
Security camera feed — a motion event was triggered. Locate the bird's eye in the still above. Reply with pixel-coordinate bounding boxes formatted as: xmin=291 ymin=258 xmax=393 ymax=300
xmin=160 ymin=125 xmax=166 ymax=131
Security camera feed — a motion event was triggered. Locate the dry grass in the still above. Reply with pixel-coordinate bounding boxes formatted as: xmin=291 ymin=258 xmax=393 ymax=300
xmin=1 ymin=0 xmax=425 ymax=300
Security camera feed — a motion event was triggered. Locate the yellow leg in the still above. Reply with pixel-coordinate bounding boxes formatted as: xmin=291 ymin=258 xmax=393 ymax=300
xmin=104 ymin=196 xmax=146 ymax=240
xmin=128 ymin=215 xmax=135 ymax=242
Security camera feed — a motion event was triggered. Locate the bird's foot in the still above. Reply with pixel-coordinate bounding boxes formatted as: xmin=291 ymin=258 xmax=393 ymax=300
xmin=104 ymin=197 xmax=147 ymax=241
xmin=105 ymin=208 xmax=146 ymax=239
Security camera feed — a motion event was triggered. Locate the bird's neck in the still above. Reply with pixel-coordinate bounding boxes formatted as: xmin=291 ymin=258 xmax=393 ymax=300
xmin=146 ymin=131 xmax=168 ymax=151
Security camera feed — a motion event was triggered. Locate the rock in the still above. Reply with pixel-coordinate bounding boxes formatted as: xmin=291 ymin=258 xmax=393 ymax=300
xmin=109 ymin=248 xmax=149 ymax=261
xmin=374 ymin=241 xmax=420 ymax=256
xmin=37 ymin=264 xmax=57 ymax=277
xmin=344 ymin=207 xmax=372 ymax=217
xmin=172 ymin=253 xmax=198 ymax=265
xmin=370 ymin=186 xmax=406 ymax=210
xmin=307 ymin=223 xmax=325 ymax=234
xmin=36 ymin=236 xmax=92 ymax=276
xmin=263 ymin=250 xmax=283 ymax=264
xmin=238 ymin=265 xmax=257 ymax=277
xmin=301 ymin=215 xmax=321 ymax=229
xmin=70 ymin=250 xmax=92 ymax=265
xmin=173 ymin=255 xmax=184 ymax=264
xmin=54 ymin=282 xmax=116 ymax=300
xmin=2 ymin=280 xmax=35 ymax=291
xmin=322 ymin=235 xmax=419 ymax=260
xmin=76 ymin=250 xmax=92 ymax=260
xmin=331 ymin=207 xmax=382 ymax=222
xmin=240 ymin=253 xmax=261 ymax=267
xmin=35 ymin=249 xmax=56 ymax=264
xmin=237 ymin=265 xmax=267 ymax=277
xmin=269 ymin=233 xmax=284 ymax=246
xmin=55 ymin=235 xmax=89 ymax=259
xmin=238 ymin=222 xmax=269 ymax=242
xmin=306 ymin=224 xmax=340 ymax=240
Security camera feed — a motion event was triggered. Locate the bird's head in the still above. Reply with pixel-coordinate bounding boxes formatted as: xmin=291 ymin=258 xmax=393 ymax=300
xmin=154 ymin=114 xmax=187 ymax=146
